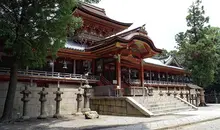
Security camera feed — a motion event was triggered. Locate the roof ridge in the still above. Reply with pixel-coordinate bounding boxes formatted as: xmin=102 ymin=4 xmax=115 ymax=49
xmin=80 ymin=2 xmax=106 ymax=14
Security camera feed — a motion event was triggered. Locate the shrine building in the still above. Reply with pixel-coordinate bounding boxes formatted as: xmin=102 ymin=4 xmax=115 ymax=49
xmin=0 ymin=3 xmax=205 ymax=118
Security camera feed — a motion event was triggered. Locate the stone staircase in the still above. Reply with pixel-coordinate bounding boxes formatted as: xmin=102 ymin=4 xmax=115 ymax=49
xmin=132 ymin=95 xmax=197 ymax=116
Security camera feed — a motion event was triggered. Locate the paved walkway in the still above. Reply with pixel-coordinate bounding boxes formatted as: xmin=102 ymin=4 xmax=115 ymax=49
xmin=170 ymin=118 xmax=220 ymax=130
xmin=1 ymin=104 xmax=220 ymax=130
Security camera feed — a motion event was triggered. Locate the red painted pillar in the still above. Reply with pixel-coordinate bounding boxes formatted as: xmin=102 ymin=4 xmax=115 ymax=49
xmin=92 ymin=60 xmax=95 ymax=74
xmin=140 ymin=59 xmax=144 ymax=87
xmin=116 ymin=54 xmax=121 ymax=89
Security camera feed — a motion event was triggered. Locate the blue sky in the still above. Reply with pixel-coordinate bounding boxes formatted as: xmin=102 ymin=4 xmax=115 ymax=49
xmin=94 ymin=0 xmax=220 ymax=51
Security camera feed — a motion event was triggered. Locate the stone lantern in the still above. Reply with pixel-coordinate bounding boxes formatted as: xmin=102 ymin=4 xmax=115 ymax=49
xmin=53 ymin=87 xmax=63 ymax=118
xmin=82 ymin=79 xmax=92 ymax=113
xmin=148 ymin=87 xmax=153 ymax=96
xmin=20 ymin=85 xmax=31 ymax=120
xmin=37 ymin=87 xmax=48 ymax=119
xmin=75 ymin=86 xmax=84 ymax=115
xmin=199 ymin=89 xmax=206 ymax=106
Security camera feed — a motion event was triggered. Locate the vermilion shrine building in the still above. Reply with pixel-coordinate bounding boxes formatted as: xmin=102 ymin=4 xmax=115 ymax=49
xmin=0 ymin=3 xmax=205 ymax=117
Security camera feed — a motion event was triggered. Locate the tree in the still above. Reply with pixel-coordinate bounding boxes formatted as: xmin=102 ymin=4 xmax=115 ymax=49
xmin=0 ymin=0 xmax=99 ymax=121
xmin=175 ymin=0 xmax=220 ymax=88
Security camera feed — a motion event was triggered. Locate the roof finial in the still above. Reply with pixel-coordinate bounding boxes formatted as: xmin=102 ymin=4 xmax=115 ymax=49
xmin=140 ymin=24 xmax=147 ymax=34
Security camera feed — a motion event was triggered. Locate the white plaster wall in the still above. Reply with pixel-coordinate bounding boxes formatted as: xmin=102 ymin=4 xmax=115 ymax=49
xmin=0 ymin=82 xmax=80 ymax=118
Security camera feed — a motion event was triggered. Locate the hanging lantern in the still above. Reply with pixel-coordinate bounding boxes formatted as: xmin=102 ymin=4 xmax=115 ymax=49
xmin=152 ymin=72 xmax=155 ymax=77
xmin=49 ymin=60 xmax=54 ymax=67
xmin=146 ymin=72 xmax=149 ymax=77
xmin=63 ymin=61 xmax=67 ymax=69
xmin=132 ymin=71 xmax=137 ymax=78
xmin=162 ymin=74 xmax=165 ymax=78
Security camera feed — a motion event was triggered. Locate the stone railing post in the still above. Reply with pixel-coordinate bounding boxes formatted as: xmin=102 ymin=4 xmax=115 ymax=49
xmin=180 ymin=90 xmax=184 ymax=99
xmin=166 ymin=88 xmax=171 ymax=96
xmin=185 ymin=92 xmax=189 ymax=102
xmin=199 ymin=89 xmax=206 ymax=106
xmin=196 ymin=90 xmax=200 ymax=106
xmin=75 ymin=87 xmax=83 ymax=115
xmin=159 ymin=90 xmax=163 ymax=96
xmin=38 ymin=87 xmax=48 ymax=119
xmin=173 ymin=87 xmax=178 ymax=97
xmin=148 ymin=87 xmax=153 ymax=96
xmin=53 ymin=88 xmax=63 ymax=118
xmin=20 ymin=85 xmax=31 ymax=120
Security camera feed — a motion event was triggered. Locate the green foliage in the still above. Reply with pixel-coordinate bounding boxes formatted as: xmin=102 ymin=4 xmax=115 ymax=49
xmin=0 ymin=0 xmax=84 ymax=68
xmin=175 ymin=0 xmax=220 ymax=87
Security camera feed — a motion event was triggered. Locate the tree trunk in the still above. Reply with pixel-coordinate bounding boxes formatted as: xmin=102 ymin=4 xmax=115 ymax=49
xmin=1 ymin=62 xmax=18 ymax=121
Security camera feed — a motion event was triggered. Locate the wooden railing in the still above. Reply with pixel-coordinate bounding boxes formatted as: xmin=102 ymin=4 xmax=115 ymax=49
xmin=127 ymin=79 xmax=186 ymax=86
xmin=100 ymin=75 xmax=112 ymax=85
xmin=0 ymin=68 xmax=99 ymax=81
xmin=144 ymin=80 xmax=186 ymax=86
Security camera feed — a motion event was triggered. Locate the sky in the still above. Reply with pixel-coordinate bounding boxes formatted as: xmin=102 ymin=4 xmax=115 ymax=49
xmin=94 ymin=0 xmax=220 ymax=51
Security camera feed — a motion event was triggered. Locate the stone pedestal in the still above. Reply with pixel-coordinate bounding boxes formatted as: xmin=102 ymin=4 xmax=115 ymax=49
xmin=20 ymin=85 xmax=31 ymax=120
xmin=199 ymin=89 xmax=206 ymax=106
xmin=53 ymin=88 xmax=63 ymax=118
xmin=37 ymin=87 xmax=48 ymax=119
xmin=75 ymin=87 xmax=83 ymax=115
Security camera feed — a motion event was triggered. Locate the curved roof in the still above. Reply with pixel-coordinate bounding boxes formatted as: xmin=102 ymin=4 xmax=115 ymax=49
xmin=76 ymin=3 xmax=132 ymax=28
xmin=144 ymin=58 xmax=184 ymax=70
xmin=87 ymin=26 xmax=162 ymax=54
xmin=65 ymin=40 xmax=86 ymax=51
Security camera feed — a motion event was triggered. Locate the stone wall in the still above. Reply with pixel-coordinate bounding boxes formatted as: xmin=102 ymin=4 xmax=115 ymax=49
xmin=0 ymin=82 xmax=80 ymax=118
xmin=90 ymin=97 xmax=145 ymax=117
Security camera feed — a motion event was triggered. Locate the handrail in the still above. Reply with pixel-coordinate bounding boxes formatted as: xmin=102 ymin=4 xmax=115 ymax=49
xmin=0 ymin=68 xmax=99 ymax=81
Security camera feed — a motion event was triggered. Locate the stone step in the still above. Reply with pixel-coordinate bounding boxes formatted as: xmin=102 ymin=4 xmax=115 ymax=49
xmin=153 ymin=109 xmax=193 ymax=116
xmin=147 ymin=104 xmax=189 ymax=111
xmin=145 ymin=101 xmax=183 ymax=106
xmin=151 ymin=106 xmax=191 ymax=114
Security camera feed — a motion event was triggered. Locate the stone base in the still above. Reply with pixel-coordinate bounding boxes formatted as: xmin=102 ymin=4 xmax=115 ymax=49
xmin=199 ymin=102 xmax=207 ymax=107
xmin=37 ymin=115 xmax=47 ymax=119
xmin=74 ymin=112 xmax=83 ymax=116
xmin=21 ymin=116 xmax=30 ymax=120
xmin=53 ymin=114 xmax=62 ymax=118
xmin=82 ymin=108 xmax=91 ymax=114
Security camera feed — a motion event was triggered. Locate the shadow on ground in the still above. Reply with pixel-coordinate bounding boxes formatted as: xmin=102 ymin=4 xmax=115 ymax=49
xmin=0 ymin=117 xmax=151 ymax=130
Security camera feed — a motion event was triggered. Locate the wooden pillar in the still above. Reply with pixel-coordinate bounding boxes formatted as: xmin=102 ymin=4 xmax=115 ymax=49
xmin=73 ymin=60 xmax=76 ymax=74
xmin=140 ymin=59 xmax=145 ymax=96
xmin=128 ymin=68 xmax=131 ymax=83
xmin=51 ymin=61 xmax=54 ymax=76
xmin=92 ymin=60 xmax=95 ymax=74
xmin=116 ymin=54 xmax=121 ymax=89
xmin=140 ymin=59 xmax=144 ymax=87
